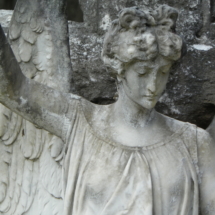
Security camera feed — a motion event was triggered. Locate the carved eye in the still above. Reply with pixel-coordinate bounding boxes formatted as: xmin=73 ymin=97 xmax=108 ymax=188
xmin=138 ymin=73 xmax=147 ymax=78
xmin=138 ymin=71 xmax=146 ymax=76
xmin=137 ymin=66 xmax=151 ymax=76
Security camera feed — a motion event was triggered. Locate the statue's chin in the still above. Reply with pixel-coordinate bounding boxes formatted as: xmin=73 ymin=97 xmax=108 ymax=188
xmin=142 ymin=102 xmax=157 ymax=110
xmin=134 ymin=98 xmax=158 ymax=110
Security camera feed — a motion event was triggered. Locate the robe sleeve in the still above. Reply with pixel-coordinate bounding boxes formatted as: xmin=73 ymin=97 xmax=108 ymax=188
xmin=196 ymin=127 xmax=215 ymax=215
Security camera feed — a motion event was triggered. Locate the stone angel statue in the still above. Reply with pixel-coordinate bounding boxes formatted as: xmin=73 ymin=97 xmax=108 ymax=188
xmin=0 ymin=1 xmax=215 ymax=215
xmin=0 ymin=0 xmax=71 ymax=214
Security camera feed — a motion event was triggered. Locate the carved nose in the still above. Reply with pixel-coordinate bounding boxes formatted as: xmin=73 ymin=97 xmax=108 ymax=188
xmin=147 ymin=72 xmax=156 ymax=94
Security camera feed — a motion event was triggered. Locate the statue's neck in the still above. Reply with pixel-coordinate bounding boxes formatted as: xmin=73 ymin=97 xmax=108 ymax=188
xmin=113 ymin=88 xmax=155 ymax=128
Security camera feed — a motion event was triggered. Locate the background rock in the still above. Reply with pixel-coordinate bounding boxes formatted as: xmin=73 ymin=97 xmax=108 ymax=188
xmin=74 ymin=0 xmax=215 ymax=129
xmin=0 ymin=0 xmax=83 ymax=21
xmin=0 ymin=10 xmax=13 ymax=33
xmin=1 ymin=0 xmax=215 ymax=129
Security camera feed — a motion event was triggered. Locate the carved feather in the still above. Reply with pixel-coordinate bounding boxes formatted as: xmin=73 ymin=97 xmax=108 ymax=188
xmin=21 ymin=23 xmax=38 ymax=45
xmin=0 ymin=105 xmax=10 ymax=138
xmin=33 ymin=32 xmax=54 ymax=75
xmin=19 ymin=61 xmax=37 ymax=79
xmin=0 ymin=143 xmax=9 ymax=204
xmin=9 ymin=20 xmax=21 ymax=41
xmin=1 ymin=112 xmax=22 ymax=146
xmin=40 ymin=137 xmax=63 ymax=199
xmin=20 ymin=120 xmax=45 ymax=160
xmin=38 ymin=182 xmax=63 ymax=215
xmin=18 ymin=37 xmax=32 ymax=63
xmin=0 ymin=0 xmax=72 ymax=214
xmin=10 ymin=43 xmax=21 ymax=63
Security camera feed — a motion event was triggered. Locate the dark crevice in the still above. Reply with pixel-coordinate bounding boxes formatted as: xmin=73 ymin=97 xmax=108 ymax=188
xmin=156 ymin=103 xmax=215 ymax=129
xmin=0 ymin=0 xmax=83 ymax=22
xmin=91 ymin=97 xmax=115 ymax=105
xmin=0 ymin=0 xmax=16 ymax=9
xmin=96 ymin=0 xmax=99 ymax=31
xmin=66 ymin=0 xmax=83 ymax=22
xmin=189 ymin=103 xmax=215 ymax=129
xmin=211 ymin=0 xmax=215 ymax=23
xmin=195 ymin=27 xmax=203 ymax=38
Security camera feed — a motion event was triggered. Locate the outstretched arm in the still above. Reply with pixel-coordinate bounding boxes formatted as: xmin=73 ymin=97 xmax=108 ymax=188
xmin=0 ymin=25 xmax=77 ymax=140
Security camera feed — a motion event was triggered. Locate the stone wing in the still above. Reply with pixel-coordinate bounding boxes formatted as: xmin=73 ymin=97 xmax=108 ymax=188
xmin=0 ymin=0 xmax=72 ymax=214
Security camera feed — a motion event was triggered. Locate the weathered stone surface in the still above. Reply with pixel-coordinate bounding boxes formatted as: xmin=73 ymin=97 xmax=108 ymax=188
xmin=0 ymin=0 xmax=83 ymax=22
xmin=157 ymin=46 xmax=215 ymax=128
xmin=1 ymin=0 xmax=215 ymax=129
xmin=79 ymin=0 xmax=202 ymax=41
xmin=1 ymin=6 xmax=215 ymax=214
xmin=0 ymin=10 xmax=13 ymax=33
xmin=69 ymin=21 xmax=116 ymax=103
xmin=71 ymin=0 xmax=215 ymax=129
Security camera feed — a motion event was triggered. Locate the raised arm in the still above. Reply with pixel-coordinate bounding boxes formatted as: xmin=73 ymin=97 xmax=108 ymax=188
xmin=0 ymin=25 xmax=77 ymax=140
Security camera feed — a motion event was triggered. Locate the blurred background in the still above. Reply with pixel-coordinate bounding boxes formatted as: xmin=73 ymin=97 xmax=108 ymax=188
xmin=0 ymin=0 xmax=16 ymax=10
xmin=0 ymin=0 xmax=83 ymax=21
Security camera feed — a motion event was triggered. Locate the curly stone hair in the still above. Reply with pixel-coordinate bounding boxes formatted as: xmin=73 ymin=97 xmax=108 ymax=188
xmin=101 ymin=5 xmax=183 ymax=75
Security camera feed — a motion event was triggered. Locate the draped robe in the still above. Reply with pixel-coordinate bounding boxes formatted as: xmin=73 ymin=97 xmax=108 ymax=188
xmin=62 ymin=99 xmax=209 ymax=215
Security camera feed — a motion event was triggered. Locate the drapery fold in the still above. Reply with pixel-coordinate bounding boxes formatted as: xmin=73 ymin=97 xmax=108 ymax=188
xmin=63 ymin=100 xmax=199 ymax=215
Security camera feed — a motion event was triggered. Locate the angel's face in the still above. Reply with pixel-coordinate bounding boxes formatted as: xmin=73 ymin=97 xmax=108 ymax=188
xmin=121 ymin=56 xmax=172 ymax=109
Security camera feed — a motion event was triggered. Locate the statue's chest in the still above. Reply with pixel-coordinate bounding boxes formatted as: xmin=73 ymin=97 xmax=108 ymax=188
xmin=73 ymin=137 xmax=197 ymax=215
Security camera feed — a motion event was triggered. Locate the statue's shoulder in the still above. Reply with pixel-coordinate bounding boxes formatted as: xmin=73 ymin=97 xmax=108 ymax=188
xmin=157 ymin=112 xmax=213 ymax=141
xmin=158 ymin=112 xmax=214 ymax=154
xmin=79 ymin=97 xmax=110 ymax=122
xmin=158 ymin=113 xmax=203 ymax=168
xmin=79 ymin=97 xmax=97 ymax=118
xmin=196 ymin=125 xmax=214 ymax=147
xmin=157 ymin=112 xmax=197 ymax=136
